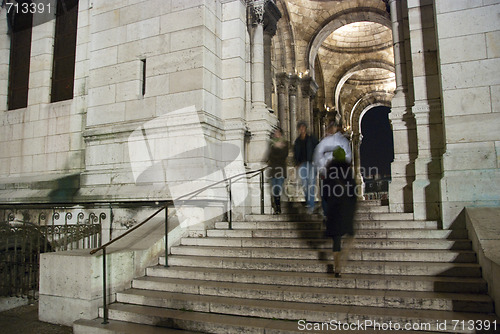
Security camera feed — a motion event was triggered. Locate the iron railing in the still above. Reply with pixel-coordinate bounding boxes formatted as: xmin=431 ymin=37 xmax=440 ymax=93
xmin=0 ymin=209 xmax=104 ymax=300
xmin=90 ymin=166 xmax=267 ymax=324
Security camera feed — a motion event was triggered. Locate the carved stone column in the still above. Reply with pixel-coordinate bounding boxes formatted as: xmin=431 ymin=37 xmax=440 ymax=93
xmin=321 ymin=110 xmax=329 ymax=139
xmin=288 ymin=75 xmax=298 ymax=142
xmin=263 ymin=31 xmax=273 ymax=109
xmin=250 ymin=2 xmax=266 ymax=112
xmin=388 ymin=0 xmax=417 ymax=213
xmin=408 ymin=1 xmax=444 ymax=221
xmin=276 ymin=73 xmax=289 ymax=140
xmin=299 ymin=76 xmax=318 ymax=131
xmin=312 ymin=109 xmax=320 ymax=139
xmin=352 ymin=133 xmax=364 ymax=199
xmin=246 ymin=0 xmax=282 ymax=213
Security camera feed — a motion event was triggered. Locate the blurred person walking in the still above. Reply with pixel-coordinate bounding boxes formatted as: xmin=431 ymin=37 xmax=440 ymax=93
xmin=323 ymin=147 xmax=357 ymax=277
xmin=293 ymin=121 xmax=319 ymax=214
xmin=313 ymin=121 xmax=352 ymax=218
xmin=267 ymin=128 xmax=289 ymax=214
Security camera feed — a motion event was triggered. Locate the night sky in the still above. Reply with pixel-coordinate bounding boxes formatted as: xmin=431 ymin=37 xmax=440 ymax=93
xmin=359 ymin=106 xmax=394 ymax=178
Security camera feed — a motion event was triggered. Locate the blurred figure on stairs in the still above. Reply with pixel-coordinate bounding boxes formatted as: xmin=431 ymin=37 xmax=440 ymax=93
xmin=293 ymin=121 xmax=319 ymax=214
xmin=267 ymin=127 xmax=289 ymax=214
xmin=323 ymin=146 xmax=357 ymax=277
xmin=314 ymin=121 xmax=352 ymax=219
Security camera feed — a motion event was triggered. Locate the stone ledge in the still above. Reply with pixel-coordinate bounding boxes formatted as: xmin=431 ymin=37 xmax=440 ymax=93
xmin=0 ymin=173 xmax=80 ymax=191
xmin=0 ymin=173 xmax=81 ymax=204
xmin=465 ymin=207 xmax=500 ymax=317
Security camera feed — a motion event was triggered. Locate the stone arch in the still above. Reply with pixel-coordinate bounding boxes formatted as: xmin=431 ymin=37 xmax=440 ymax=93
xmin=314 ymin=54 xmax=326 ymax=110
xmin=348 ymin=91 xmax=393 ymax=198
xmin=349 ymin=91 xmax=393 ymax=138
xmin=307 ymin=8 xmax=391 ymax=79
xmin=333 ymin=60 xmax=395 ymax=114
xmin=275 ymin=0 xmax=296 ymax=73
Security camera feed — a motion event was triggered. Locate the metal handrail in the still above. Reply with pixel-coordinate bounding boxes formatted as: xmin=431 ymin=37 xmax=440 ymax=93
xmin=89 ymin=166 xmax=268 ymax=324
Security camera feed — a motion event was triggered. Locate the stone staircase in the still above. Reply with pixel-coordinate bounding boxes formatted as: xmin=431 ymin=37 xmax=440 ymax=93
xmin=74 ymin=201 xmax=499 ymax=333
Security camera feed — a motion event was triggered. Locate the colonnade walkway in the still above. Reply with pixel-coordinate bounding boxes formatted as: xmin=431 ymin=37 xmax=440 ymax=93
xmin=75 ymin=201 xmax=499 ymax=333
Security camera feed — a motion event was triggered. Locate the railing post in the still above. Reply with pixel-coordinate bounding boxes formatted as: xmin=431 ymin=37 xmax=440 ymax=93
xmin=228 ymin=179 xmax=232 ymax=230
xmin=260 ymin=169 xmax=264 ymax=214
xmin=164 ymin=205 xmax=168 ymax=267
xmin=101 ymin=247 xmax=108 ymax=324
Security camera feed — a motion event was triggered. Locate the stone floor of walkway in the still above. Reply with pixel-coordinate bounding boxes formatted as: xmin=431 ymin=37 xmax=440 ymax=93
xmin=0 ymin=302 xmax=72 ymax=334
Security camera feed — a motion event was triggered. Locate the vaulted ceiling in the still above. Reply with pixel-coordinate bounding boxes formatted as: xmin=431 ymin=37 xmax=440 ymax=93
xmin=273 ymin=0 xmax=395 ymax=130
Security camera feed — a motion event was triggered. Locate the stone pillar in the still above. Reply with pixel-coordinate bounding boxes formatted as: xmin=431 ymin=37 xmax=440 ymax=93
xmin=299 ymin=76 xmax=318 ymax=130
xmin=246 ymin=0 xmax=281 ymax=161
xmin=276 ymin=73 xmax=289 ymax=140
xmin=388 ymin=0 xmax=417 ymax=213
xmin=251 ymin=17 xmax=266 ymax=112
xmin=321 ymin=110 xmax=328 ymax=139
xmin=288 ymin=75 xmax=298 ymax=142
xmin=246 ymin=0 xmax=282 ymax=213
xmin=312 ymin=109 xmax=320 ymax=139
xmin=408 ymin=1 xmax=444 ymax=221
xmin=263 ymin=31 xmax=273 ymax=110
xmin=352 ymin=133 xmax=364 ymax=199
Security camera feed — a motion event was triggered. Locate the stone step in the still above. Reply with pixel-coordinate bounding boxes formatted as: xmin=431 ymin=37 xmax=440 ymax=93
xmin=357 ymin=199 xmax=388 ymax=206
xmin=103 ymin=297 xmax=497 ymax=333
xmin=73 ymin=318 xmax=198 ymax=334
xmin=146 ymin=266 xmax=488 ymax=294
xmin=128 ymin=277 xmax=493 ymax=313
xmin=244 ymin=212 xmax=414 ymax=222
xmin=160 ymin=255 xmax=482 ymax=277
xmin=287 ymin=199 xmax=387 ymax=208
xmin=180 ymin=236 xmax=472 ymax=250
xmin=354 ymin=205 xmax=390 ymax=213
xmin=102 ymin=302 xmax=302 ymax=333
xmin=170 ymin=245 xmax=477 ymax=263
xmin=280 ymin=203 xmax=390 ymax=214
xmin=354 ymin=212 xmax=415 ymax=220
xmin=219 ymin=220 xmax=439 ymax=230
xmin=207 ymin=228 xmax=469 ymax=239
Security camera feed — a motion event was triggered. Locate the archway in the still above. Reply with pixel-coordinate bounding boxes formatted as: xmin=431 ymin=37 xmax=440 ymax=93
xmin=360 ymin=106 xmax=394 ymax=199
xmin=307 ymin=8 xmax=391 ymax=77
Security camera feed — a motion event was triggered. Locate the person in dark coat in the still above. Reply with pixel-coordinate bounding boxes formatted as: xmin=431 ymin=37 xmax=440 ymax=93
xmin=323 ymin=147 xmax=357 ymax=277
xmin=293 ymin=121 xmax=319 ymax=214
xmin=267 ymin=128 xmax=289 ymax=214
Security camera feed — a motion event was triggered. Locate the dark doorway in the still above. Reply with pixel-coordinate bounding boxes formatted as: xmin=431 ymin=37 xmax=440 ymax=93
xmin=360 ymin=106 xmax=394 ymax=180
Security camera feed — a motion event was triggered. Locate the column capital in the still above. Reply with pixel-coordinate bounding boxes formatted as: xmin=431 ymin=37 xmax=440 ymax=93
xmin=248 ymin=0 xmax=265 ymax=24
xmin=247 ymin=0 xmax=281 ymax=35
xmin=276 ymin=72 xmax=289 ymax=85
xmin=299 ymin=76 xmax=318 ymax=98
xmin=287 ymin=74 xmax=299 ymax=96
xmin=276 ymin=74 xmax=288 ymax=95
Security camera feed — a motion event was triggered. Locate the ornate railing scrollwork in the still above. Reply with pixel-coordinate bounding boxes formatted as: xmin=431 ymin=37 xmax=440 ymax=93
xmin=0 ymin=205 xmax=106 ymax=300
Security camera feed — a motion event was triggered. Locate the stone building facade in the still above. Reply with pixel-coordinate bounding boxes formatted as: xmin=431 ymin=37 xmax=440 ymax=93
xmin=0 ymin=0 xmax=499 ymax=327
xmin=1 ymin=0 xmax=498 ymax=228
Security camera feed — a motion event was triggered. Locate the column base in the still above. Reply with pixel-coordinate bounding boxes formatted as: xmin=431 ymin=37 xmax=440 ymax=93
xmin=412 ymin=178 xmax=441 ymax=221
xmin=388 ymin=176 xmax=414 ymax=213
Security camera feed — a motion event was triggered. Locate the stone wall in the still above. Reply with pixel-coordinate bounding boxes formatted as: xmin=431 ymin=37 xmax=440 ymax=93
xmin=435 ymin=1 xmax=500 ymax=227
xmin=80 ymin=0 xmax=226 ymax=202
xmin=0 ymin=1 xmax=88 ymax=189
xmin=0 ymin=0 xmax=255 ymax=209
